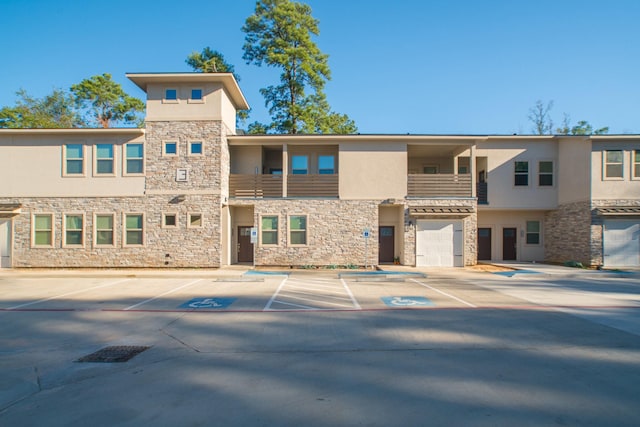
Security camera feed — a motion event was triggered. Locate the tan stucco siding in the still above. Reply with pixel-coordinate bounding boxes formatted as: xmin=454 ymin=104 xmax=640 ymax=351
xmin=339 ymin=142 xmax=407 ymax=199
xmin=591 ymin=141 xmax=640 ymax=199
xmin=478 ymin=210 xmax=546 ymax=262
xmin=0 ymin=135 xmax=145 ymax=197
xmin=557 ymin=137 xmax=591 ymax=204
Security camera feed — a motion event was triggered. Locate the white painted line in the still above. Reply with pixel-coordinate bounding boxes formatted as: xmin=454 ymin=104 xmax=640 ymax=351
xmin=283 ymin=288 xmax=353 ymax=301
xmin=340 ymin=278 xmax=361 ymax=309
xmin=278 ymin=293 xmax=355 ymax=308
xmin=8 ymin=279 xmax=131 ymax=310
xmin=287 ymin=282 xmax=345 ymax=292
xmin=270 ymin=300 xmax=317 ymax=310
xmin=124 ymin=279 xmax=203 ymax=310
xmin=264 ymin=276 xmax=289 ymax=311
xmin=410 ymin=278 xmax=477 ymax=308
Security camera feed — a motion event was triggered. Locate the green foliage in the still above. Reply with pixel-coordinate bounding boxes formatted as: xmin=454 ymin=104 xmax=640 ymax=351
xmin=530 ymin=100 xmax=609 ymax=135
xmin=556 ymin=114 xmax=609 ymax=136
xmin=0 ymin=89 xmax=85 ymax=128
xmin=71 ymin=73 xmax=145 ymax=128
xmin=186 ymin=47 xmax=240 ymax=80
xmin=242 ymin=0 xmax=356 ymax=134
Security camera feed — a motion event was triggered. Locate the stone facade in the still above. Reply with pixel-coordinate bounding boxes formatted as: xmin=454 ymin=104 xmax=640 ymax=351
xmin=544 ymin=201 xmax=592 ymax=266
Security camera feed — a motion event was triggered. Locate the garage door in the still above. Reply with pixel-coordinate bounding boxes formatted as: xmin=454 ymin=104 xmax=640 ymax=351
xmin=416 ymin=220 xmax=463 ymax=267
xmin=603 ymin=219 xmax=640 ymax=267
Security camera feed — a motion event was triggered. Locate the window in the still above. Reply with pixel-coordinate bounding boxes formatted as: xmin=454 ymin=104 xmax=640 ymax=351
xmin=125 ymin=143 xmax=144 ymax=174
xmin=33 ymin=214 xmax=53 ymax=247
xmin=289 ymin=215 xmax=307 ymax=245
xmin=125 ymin=214 xmax=144 ymax=246
xmin=633 ymin=150 xmax=640 ymax=179
xmin=95 ymin=144 xmax=114 ymax=175
xmin=164 ymin=88 xmax=178 ymax=102
xmin=291 ymin=155 xmax=308 ymax=175
xmin=458 ymin=166 xmax=469 ymax=174
xmin=189 ymin=141 xmax=203 ymax=155
xmin=423 ymin=166 xmax=438 ymax=174
xmin=318 ymin=155 xmax=335 ymax=174
xmin=514 ymin=161 xmax=529 ymax=186
xmin=64 ymin=214 xmax=84 ymax=247
xmin=163 ymin=141 xmax=178 ymax=156
xmin=526 ymin=221 xmax=540 ymax=244
xmin=538 ymin=161 xmax=553 ymax=186
xmin=604 ymin=150 xmax=623 ymax=179
xmin=64 ymin=144 xmax=84 ymax=175
xmin=95 ymin=214 xmax=114 ymax=246
xmin=261 ymin=216 xmax=278 ymax=245
xmin=163 ymin=213 xmax=178 ymax=228
xmin=189 ymin=88 xmax=203 ymax=102
xmin=188 ymin=213 xmax=203 ymax=228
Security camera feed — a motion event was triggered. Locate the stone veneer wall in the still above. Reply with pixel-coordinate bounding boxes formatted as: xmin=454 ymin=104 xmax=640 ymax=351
xmin=9 ymin=195 xmax=221 ymax=268
xmin=544 ymin=200 xmax=592 ymax=266
xmin=232 ymin=199 xmax=379 ymax=266
xmin=402 ymin=198 xmax=477 ymax=266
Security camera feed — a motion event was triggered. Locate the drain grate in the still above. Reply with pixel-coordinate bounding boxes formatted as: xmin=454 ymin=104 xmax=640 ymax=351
xmin=76 ymin=346 xmax=150 ymax=363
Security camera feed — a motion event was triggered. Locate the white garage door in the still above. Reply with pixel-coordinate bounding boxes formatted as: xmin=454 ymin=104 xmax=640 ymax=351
xmin=0 ymin=220 xmax=11 ymax=269
xmin=603 ymin=219 xmax=640 ymax=267
xmin=416 ymin=220 xmax=463 ymax=267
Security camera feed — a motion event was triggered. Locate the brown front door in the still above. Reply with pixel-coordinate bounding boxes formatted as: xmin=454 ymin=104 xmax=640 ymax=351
xmin=379 ymin=226 xmax=395 ymax=263
xmin=238 ymin=226 xmax=254 ymax=263
xmin=502 ymin=228 xmax=517 ymax=260
xmin=478 ymin=228 xmax=491 ymax=260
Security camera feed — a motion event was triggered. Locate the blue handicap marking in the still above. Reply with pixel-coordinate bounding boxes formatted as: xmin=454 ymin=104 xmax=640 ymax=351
xmin=381 ymin=296 xmax=434 ymax=307
xmin=179 ymin=297 xmax=237 ymax=309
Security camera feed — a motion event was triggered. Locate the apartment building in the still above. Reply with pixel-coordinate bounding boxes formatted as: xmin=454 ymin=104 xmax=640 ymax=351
xmin=1 ymin=72 xmax=638 ymax=269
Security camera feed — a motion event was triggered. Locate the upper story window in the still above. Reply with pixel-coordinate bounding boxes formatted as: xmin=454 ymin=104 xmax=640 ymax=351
xmin=164 ymin=88 xmax=178 ymax=103
xmin=633 ymin=150 xmax=640 ymax=179
xmin=423 ymin=165 xmax=439 ymax=174
xmin=189 ymin=88 xmax=204 ymax=103
xmin=604 ymin=150 xmax=624 ymax=179
xmin=514 ymin=161 xmax=529 ymax=186
xmin=318 ymin=155 xmax=335 ymax=174
xmin=538 ymin=161 xmax=553 ymax=186
xmin=189 ymin=141 xmax=203 ymax=156
xmin=64 ymin=144 xmax=84 ymax=176
xmin=163 ymin=141 xmax=178 ymax=156
xmin=291 ymin=155 xmax=308 ymax=175
xmin=95 ymin=144 xmax=114 ymax=175
xmin=125 ymin=143 xmax=144 ymax=175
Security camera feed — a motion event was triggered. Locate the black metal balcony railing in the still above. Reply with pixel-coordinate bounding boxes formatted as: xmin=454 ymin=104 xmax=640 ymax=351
xmin=229 ymin=174 xmax=339 ymax=198
xmin=407 ymin=174 xmax=472 ymax=197
xmin=477 ymin=182 xmax=488 ymax=204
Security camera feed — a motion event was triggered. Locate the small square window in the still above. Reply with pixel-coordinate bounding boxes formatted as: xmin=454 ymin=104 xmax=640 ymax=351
xmin=163 ymin=213 xmax=178 ymax=228
xmin=163 ymin=141 xmax=178 ymax=156
xmin=318 ymin=155 xmax=335 ymax=174
xmin=188 ymin=213 xmax=203 ymax=228
xmin=189 ymin=141 xmax=203 ymax=156
xmin=190 ymin=89 xmax=203 ymax=101
xmin=291 ymin=155 xmax=308 ymax=175
xmin=164 ymin=89 xmax=177 ymax=101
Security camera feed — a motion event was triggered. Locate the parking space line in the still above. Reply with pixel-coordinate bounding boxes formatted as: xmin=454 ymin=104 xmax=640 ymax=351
xmin=410 ymin=278 xmax=477 ymax=308
xmin=280 ymin=289 xmax=353 ymax=302
xmin=270 ymin=300 xmax=316 ymax=310
xmin=264 ymin=276 xmax=289 ymax=311
xmin=123 ymin=279 xmax=204 ymax=311
xmin=7 ymin=279 xmax=131 ymax=310
xmin=340 ymin=278 xmax=361 ymax=309
xmin=277 ymin=293 xmax=355 ymax=308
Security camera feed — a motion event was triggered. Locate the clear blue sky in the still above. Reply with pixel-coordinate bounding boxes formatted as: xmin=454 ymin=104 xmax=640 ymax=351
xmin=1 ymin=0 xmax=639 ymax=134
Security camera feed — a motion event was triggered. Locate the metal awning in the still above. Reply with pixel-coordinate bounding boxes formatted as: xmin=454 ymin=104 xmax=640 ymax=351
xmin=409 ymin=206 xmax=475 ymax=216
xmin=595 ymin=206 xmax=640 ymax=216
xmin=0 ymin=204 xmax=22 ymax=217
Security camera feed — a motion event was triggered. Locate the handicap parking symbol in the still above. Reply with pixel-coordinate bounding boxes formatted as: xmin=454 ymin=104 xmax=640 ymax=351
xmin=179 ymin=297 xmax=237 ymax=309
xmin=381 ymin=296 xmax=434 ymax=307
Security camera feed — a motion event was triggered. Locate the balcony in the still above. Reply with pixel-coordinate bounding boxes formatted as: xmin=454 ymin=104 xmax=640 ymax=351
xmin=408 ymin=174 xmax=472 ymax=198
xmin=229 ymin=174 xmax=339 ymax=198
xmin=477 ymin=182 xmax=488 ymax=204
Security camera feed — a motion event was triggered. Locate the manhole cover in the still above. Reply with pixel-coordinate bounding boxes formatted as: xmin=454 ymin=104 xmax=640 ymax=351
xmin=76 ymin=346 xmax=150 ymax=363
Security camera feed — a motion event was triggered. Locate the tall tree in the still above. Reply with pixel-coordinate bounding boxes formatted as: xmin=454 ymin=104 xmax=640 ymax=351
xmin=0 ymin=89 xmax=85 ymax=128
xmin=186 ymin=47 xmax=240 ymax=80
xmin=242 ymin=0 xmax=356 ymax=134
xmin=528 ymin=100 xmax=554 ymax=135
xmin=71 ymin=73 xmax=144 ymax=128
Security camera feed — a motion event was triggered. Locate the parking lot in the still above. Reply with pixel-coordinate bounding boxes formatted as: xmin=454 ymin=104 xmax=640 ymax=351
xmin=1 ymin=265 xmax=640 ymax=426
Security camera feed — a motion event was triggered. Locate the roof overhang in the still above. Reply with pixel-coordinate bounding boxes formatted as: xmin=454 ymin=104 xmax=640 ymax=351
xmin=595 ymin=207 xmax=640 ymax=216
xmin=0 ymin=128 xmax=144 ymax=135
xmin=0 ymin=204 xmax=22 ymax=218
xmin=409 ymin=206 xmax=475 ymax=216
xmin=126 ymin=72 xmax=250 ymax=110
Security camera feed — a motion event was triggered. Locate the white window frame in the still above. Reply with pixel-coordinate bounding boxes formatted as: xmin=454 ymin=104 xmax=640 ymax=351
xmin=124 ymin=143 xmax=145 ymax=176
xmin=63 ymin=213 xmax=85 ymax=248
xmin=188 ymin=88 xmax=205 ymax=103
xmin=525 ymin=220 xmax=541 ymax=245
xmin=62 ymin=143 xmax=86 ymax=177
xmin=632 ymin=150 xmax=640 ymax=180
xmin=288 ymin=214 xmax=308 ymax=246
xmin=93 ymin=143 xmax=116 ymax=176
xmin=538 ymin=160 xmax=554 ymax=187
xmin=162 ymin=141 xmax=179 ymax=157
xmin=260 ymin=215 xmax=279 ymax=246
xmin=188 ymin=140 xmax=204 ymax=156
xmin=94 ymin=213 xmax=116 ymax=248
xmin=123 ymin=213 xmax=145 ymax=247
xmin=163 ymin=88 xmax=179 ymax=103
xmin=162 ymin=212 xmax=179 ymax=229
xmin=187 ymin=212 xmax=203 ymax=229
xmin=603 ymin=150 xmax=624 ymax=180
xmin=32 ymin=213 xmax=55 ymax=248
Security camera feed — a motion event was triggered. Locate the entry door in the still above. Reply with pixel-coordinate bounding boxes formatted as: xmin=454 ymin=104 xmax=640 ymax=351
xmin=379 ymin=226 xmax=395 ymax=263
xmin=237 ymin=226 xmax=254 ymax=263
xmin=478 ymin=228 xmax=492 ymax=260
xmin=502 ymin=228 xmax=517 ymax=260
xmin=0 ymin=220 xmax=11 ymax=268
